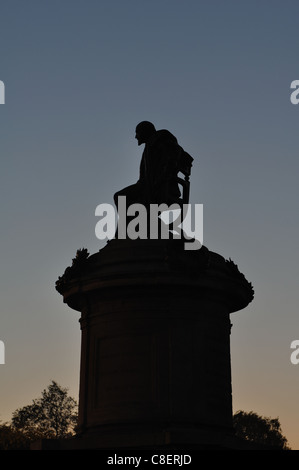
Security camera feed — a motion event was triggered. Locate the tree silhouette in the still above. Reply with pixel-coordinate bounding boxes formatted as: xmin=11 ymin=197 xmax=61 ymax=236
xmin=233 ymin=410 xmax=290 ymax=449
xmin=11 ymin=380 xmax=78 ymax=440
xmin=0 ymin=423 xmax=29 ymax=450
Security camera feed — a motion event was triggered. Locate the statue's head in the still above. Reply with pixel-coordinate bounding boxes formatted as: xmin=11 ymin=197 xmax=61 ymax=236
xmin=135 ymin=121 xmax=156 ymax=145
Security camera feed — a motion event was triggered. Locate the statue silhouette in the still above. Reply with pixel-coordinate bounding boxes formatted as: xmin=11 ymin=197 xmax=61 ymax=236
xmin=114 ymin=121 xmax=184 ymax=209
xmin=113 ymin=121 xmax=194 ymax=239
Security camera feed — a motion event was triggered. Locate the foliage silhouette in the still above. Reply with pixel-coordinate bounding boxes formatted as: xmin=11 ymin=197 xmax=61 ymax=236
xmin=11 ymin=381 xmax=78 ymax=442
xmin=0 ymin=423 xmax=29 ymax=450
xmin=233 ymin=410 xmax=290 ymax=449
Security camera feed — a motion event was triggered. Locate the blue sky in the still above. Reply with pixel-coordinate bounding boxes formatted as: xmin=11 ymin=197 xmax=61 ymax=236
xmin=0 ymin=0 xmax=299 ymax=449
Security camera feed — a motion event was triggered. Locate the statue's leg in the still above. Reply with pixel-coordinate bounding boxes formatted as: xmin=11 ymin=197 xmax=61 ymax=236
xmin=113 ymin=183 xmax=146 ymax=208
xmin=113 ymin=183 xmax=147 ymax=239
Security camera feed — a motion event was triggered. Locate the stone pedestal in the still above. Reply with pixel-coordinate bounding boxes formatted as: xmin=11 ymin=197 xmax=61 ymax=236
xmin=54 ymin=238 xmax=254 ymax=449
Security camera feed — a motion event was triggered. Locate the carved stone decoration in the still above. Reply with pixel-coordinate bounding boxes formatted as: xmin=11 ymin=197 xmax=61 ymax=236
xmin=55 ymin=248 xmax=89 ymax=295
xmin=225 ymin=257 xmax=255 ymax=304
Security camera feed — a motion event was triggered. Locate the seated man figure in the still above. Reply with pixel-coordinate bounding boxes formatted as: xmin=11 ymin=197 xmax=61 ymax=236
xmin=114 ymin=121 xmax=182 ymax=209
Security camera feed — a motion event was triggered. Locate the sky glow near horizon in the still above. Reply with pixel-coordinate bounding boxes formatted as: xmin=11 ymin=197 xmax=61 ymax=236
xmin=0 ymin=0 xmax=299 ymax=449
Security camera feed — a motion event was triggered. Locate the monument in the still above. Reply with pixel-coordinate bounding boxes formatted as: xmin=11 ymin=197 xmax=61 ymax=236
xmin=46 ymin=122 xmax=254 ymax=449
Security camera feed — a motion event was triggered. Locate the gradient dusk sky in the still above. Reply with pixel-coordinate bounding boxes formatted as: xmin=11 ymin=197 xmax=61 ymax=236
xmin=1 ymin=0 xmax=299 ymax=449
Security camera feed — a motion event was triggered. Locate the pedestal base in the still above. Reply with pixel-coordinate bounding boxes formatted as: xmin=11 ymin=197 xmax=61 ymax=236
xmin=53 ymin=239 xmax=254 ymax=450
